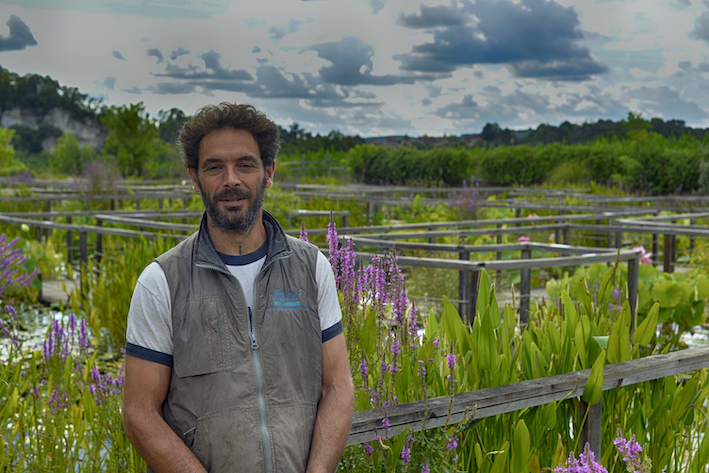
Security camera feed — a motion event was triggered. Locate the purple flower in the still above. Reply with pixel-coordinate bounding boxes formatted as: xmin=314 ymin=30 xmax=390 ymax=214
xmin=611 ymin=287 xmax=621 ymax=299
xmin=446 ymin=436 xmax=458 ymax=450
xmin=363 ymin=443 xmax=374 ymax=455
xmin=433 ymin=336 xmax=440 ymax=350
xmin=359 ymin=356 xmax=368 ymax=381
xmin=299 ymin=225 xmax=309 ymax=242
xmin=382 ymin=417 xmax=391 ymax=432
xmin=613 ymin=430 xmax=647 ymax=472
xmin=327 ymin=218 xmax=339 ymax=276
xmin=421 ymin=461 xmax=430 ymax=473
xmin=401 ymin=445 xmax=411 ymax=465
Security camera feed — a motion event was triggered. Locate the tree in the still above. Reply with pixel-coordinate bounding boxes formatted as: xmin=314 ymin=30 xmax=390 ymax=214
xmin=0 ymin=127 xmax=26 ymax=176
xmin=157 ymin=108 xmax=188 ymax=143
xmin=51 ymin=132 xmax=94 ymax=174
xmin=100 ymin=103 xmax=159 ymax=176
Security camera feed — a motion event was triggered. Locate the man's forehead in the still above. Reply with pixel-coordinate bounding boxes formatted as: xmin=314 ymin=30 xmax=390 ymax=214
xmin=198 ymin=127 xmax=261 ymax=160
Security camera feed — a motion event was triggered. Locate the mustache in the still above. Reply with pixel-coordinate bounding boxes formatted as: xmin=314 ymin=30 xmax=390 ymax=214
xmin=214 ymin=188 xmax=252 ymax=200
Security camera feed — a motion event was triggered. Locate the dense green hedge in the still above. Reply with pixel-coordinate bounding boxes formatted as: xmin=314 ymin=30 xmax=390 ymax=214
xmin=346 ymin=134 xmax=708 ymax=194
xmin=346 ymin=144 xmax=479 ymax=186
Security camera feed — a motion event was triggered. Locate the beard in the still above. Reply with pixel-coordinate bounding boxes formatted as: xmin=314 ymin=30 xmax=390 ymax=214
xmin=199 ymin=175 xmax=267 ymax=235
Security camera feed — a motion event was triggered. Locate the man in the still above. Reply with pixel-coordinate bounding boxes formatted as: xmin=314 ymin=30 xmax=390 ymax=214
xmin=123 ymin=103 xmax=354 ymax=473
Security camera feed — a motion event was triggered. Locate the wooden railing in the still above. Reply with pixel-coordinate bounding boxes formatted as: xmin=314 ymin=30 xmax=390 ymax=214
xmin=347 ymin=346 xmax=709 ymax=459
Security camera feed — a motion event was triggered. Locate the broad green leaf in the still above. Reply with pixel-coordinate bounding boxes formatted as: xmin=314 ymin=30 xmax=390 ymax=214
xmin=360 ymin=311 xmax=378 ymax=356
xmin=562 ymin=291 xmax=579 ymax=339
xmin=633 ymin=302 xmax=659 ymax=346
xmin=575 ymin=317 xmax=590 ymax=369
xmin=652 ymin=279 xmax=683 ymax=308
xmin=542 ymin=401 xmax=557 ymax=429
xmin=490 ymin=441 xmax=509 ymax=473
xmin=489 ymin=284 xmax=501 ymax=329
xmin=527 ymin=454 xmax=540 ymax=473
xmin=475 ymin=442 xmax=484 ymax=468
xmin=583 ymin=349 xmax=606 ymax=404
xmin=696 ymin=274 xmax=709 ymax=299
xmin=552 ymin=434 xmax=566 ymax=470
xmin=512 ymin=420 xmax=531 ymax=473
xmin=425 ymin=308 xmax=439 ymax=339
xmin=670 ymin=377 xmax=698 ymax=422
xmin=479 ymin=302 xmax=499 ymax=373
xmin=698 ymin=414 xmax=709 ymax=465
xmin=477 ymin=269 xmax=491 ymax=317
xmin=593 ymin=336 xmax=609 ymax=350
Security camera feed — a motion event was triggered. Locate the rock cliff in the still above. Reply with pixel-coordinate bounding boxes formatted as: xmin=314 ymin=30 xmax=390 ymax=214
xmin=1 ymin=107 xmax=107 ymax=152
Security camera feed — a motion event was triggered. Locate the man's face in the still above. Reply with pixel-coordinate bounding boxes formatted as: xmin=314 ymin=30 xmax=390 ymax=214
xmin=188 ymin=127 xmax=275 ymax=235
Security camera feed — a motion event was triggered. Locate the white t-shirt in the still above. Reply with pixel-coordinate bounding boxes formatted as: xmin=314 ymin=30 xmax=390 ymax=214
xmin=126 ymin=248 xmax=342 ymax=365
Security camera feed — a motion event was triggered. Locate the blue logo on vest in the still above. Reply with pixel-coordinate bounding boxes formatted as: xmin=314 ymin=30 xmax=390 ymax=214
xmin=267 ymin=289 xmax=308 ymax=311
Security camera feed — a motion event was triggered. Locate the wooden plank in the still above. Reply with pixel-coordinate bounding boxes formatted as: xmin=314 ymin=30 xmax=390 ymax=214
xmin=346 ymin=346 xmax=709 ymax=445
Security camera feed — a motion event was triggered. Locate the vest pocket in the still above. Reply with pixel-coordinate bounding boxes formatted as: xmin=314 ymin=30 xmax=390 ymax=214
xmin=172 ymin=296 xmax=235 ymax=378
xmin=191 ymin=407 xmax=261 ymax=473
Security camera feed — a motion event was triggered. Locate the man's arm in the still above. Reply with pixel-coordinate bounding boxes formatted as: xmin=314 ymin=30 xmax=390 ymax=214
xmin=123 ymin=354 xmax=207 ymax=473
xmin=307 ymin=333 xmax=355 ymax=473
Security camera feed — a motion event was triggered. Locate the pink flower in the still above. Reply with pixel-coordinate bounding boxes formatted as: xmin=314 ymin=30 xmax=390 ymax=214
xmin=632 ymin=246 xmax=653 ymax=264
xmin=517 ymin=236 xmax=530 ymax=242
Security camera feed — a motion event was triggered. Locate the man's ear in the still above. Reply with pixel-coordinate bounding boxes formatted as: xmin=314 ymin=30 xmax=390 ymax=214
xmin=265 ymin=162 xmax=276 ymax=189
xmin=188 ymin=168 xmax=201 ymax=193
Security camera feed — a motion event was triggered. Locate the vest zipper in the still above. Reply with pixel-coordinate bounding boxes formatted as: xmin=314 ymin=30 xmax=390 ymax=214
xmin=248 ymin=306 xmax=272 ymax=473
xmin=249 ymin=253 xmax=288 ymax=473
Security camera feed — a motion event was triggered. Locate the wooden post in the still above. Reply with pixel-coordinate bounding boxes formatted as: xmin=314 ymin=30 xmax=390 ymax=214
xmin=79 ymin=231 xmax=88 ymax=268
xmin=580 ymin=400 xmax=602 ymax=460
xmin=690 ymin=218 xmax=696 ymax=256
xmin=67 ymin=217 xmax=73 ymax=264
xmin=520 ymin=247 xmax=531 ymax=326
xmin=596 ymin=219 xmax=602 ymax=247
xmin=614 ymin=229 xmax=622 ymax=249
xmin=95 ymin=219 xmax=103 ymax=264
xmin=663 ymin=234 xmax=673 ymax=273
xmin=514 ymin=207 xmax=520 ymax=226
xmin=428 ymin=227 xmax=435 ymax=245
xmin=627 ymin=256 xmax=639 ymax=334
xmin=458 ymin=251 xmax=470 ymax=320
xmin=554 ymin=223 xmax=561 ymax=245
xmin=563 ymin=225 xmax=571 ymax=246
xmin=606 ymin=218 xmax=613 ymax=248
xmin=652 ymin=233 xmax=658 ymax=267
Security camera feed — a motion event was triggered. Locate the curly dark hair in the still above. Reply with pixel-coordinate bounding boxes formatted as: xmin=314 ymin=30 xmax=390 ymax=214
xmin=178 ymin=103 xmax=280 ymax=170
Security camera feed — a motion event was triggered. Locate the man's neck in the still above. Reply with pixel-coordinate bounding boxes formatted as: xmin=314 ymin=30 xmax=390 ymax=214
xmin=205 ymin=214 xmax=267 ymax=256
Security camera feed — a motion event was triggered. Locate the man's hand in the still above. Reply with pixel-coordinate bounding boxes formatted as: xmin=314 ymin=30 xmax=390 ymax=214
xmin=123 ymin=355 xmax=207 ymax=473
xmin=306 ymin=333 xmax=354 ymax=473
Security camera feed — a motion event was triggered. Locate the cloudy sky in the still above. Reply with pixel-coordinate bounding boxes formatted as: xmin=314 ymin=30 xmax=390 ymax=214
xmin=1 ymin=0 xmax=708 ymax=137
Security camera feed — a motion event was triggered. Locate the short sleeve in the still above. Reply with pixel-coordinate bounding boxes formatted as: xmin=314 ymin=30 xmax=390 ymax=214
xmin=316 ymin=251 xmax=343 ymax=341
xmin=125 ymin=262 xmax=174 ymax=362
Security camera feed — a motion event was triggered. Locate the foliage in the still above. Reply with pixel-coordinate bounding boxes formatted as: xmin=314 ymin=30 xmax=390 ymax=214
xmin=346 ymin=144 xmax=479 ymax=186
xmin=546 ymin=261 xmax=709 ymax=349
xmin=51 ymin=132 xmax=95 ymax=175
xmin=100 ymin=102 xmax=162 ymax=177
xmin=0 ymin=127 xmax=26 ymax=177
xmin=0 ymin=66 xmax=98 ymax=120
xmin=73 ymin=158 xmax=123 ymax=194
xmin=0 ymin=305 xmax=143 ymax=472
xmin=70 ymin=234 xmax=177 ymax=352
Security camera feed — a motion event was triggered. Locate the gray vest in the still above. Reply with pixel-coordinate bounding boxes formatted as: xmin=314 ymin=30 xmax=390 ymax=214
xmin=154 ymin=212 xmax=322 ymax=473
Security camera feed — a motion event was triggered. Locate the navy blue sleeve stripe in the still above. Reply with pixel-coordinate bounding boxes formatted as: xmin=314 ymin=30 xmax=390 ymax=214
xmin=125 ymin=342 xmax=173 ymax=367
xmin=322 ymin=321 xmax=343 ymax=343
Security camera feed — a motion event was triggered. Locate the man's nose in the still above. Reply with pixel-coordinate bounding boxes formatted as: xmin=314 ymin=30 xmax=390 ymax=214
xmin=224 ymin=166 xmax=241 ymax=187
